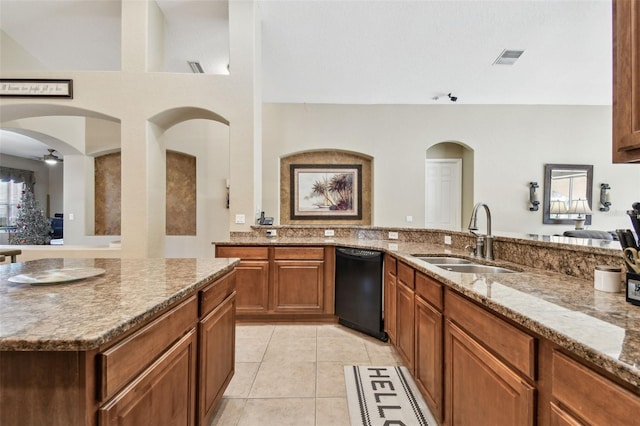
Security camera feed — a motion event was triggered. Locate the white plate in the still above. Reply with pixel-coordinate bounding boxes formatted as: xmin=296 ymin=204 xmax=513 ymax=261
xmin=8 ymin=267 xmax=106 ymax=285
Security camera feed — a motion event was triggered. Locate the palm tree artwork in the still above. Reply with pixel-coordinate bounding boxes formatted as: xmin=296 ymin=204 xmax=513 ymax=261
xmin=306 ymin=173 xmax=354 ymax=211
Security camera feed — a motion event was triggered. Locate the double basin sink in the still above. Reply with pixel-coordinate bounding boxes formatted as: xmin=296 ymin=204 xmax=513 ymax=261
xmin=413 ymin=256 xmax=517 ymax=274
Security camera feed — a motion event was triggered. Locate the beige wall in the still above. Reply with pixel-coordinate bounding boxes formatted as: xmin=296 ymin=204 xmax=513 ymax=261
xmin=0 ymin=0 xmax=260 ymax=257
xmin=262 ymin=103 xmax=640 ymax=235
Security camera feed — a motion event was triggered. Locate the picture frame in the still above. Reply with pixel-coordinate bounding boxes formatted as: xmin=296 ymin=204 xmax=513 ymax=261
xmin=290 ymin=164 xmax=362 ymax=220
xmin=0 ymin=79 xmax=73 ymax=98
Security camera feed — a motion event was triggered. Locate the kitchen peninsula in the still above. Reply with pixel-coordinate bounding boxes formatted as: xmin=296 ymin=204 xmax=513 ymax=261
xmin=216 ymin=225 xmax=640 ymax=425
xmin=0 ymin=257 xmax=239 ymax=426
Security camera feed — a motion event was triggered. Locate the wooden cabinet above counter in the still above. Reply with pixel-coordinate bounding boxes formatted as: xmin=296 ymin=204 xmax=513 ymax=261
xmin=613 ymin=0 xmax=640 ymax=163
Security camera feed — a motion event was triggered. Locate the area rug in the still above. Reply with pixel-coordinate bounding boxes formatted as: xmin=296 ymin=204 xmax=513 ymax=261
xmin=344 ymin=365 xmax=434 ymax=426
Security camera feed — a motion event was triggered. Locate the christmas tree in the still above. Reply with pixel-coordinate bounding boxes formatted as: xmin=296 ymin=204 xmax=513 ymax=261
xmin=10 ymin=187 xmax=52 ymax=245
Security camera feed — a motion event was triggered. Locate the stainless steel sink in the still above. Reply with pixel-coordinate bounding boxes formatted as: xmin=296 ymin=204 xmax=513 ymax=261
xmin=415 ymin=256 xmax=473 ymax=265
xmin=434 ymin=264 xmax=516 ymax=274
xmin=412 ymin=255 xmax=517 ymax=273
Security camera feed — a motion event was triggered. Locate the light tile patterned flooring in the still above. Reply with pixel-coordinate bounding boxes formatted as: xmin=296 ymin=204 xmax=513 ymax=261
xmin=209 ymin=323 xmax=404 ymax=426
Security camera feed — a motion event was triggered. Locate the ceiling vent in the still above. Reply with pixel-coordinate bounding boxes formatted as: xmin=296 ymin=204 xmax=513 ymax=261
xmin=187 ymin=61 xmax=204 ymax=73
xmin=493 ymin=49 xmax=525 ymax=65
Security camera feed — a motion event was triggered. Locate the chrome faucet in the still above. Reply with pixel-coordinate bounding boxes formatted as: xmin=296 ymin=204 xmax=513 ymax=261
xmin=467 ymin=202 xmax=493 ymax=260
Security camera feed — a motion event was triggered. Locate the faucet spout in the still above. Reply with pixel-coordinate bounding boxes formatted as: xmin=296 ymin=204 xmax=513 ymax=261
xmin=467 ymin=202 xmax=493 ymax=260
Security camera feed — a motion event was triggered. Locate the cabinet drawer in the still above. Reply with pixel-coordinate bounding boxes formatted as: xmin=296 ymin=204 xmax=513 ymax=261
xmin=445 ymin=290 xmax=535 ymax=380
xmin=200 ymin=271 xmax=236 ymax=316
xmin=99 ymin=328 xmax=197 ymax=426
xmin=99 ymin=296 xmax=198 ymax=401
xmin=274 ymin=247 xmax=324 ymax=260
xmin=552 ymin=350 xmax=640 ymax=425
xmin=397 ymin=261 xmax=415 ymax=290
xmin=415 ymin=271 xmax=443 ymax=310
xmin=216 ymin=246 xmax=268 ymax=260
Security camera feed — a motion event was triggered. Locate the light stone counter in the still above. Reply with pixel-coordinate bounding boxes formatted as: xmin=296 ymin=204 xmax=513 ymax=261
xmin=0 ymin=257 xmax=239 ymax=351
xmin=215 ymin=234 xmax=640 ymax=390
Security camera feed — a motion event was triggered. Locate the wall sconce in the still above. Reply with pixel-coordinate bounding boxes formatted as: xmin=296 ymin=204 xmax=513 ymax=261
xmin=567 ymin=199 xmax=592 ymax=230
xmin=599 ymin=183 xmax=611 ymax=212
xmin=226 ymin=179 xmax=230 ymax=209
xmin=529 ymin=182 xmax=540 ymax=211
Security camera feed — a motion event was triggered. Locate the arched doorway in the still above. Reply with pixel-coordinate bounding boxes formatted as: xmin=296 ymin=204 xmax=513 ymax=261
xmin=425 ymin=142 xmax=474 ymax=230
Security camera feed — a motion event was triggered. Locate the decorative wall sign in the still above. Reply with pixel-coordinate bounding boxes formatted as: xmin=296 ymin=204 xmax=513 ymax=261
xmin=290 ymin=164 xmax=362 ymax=220
xmin=0 ymin=79 xmax=73 ymax=98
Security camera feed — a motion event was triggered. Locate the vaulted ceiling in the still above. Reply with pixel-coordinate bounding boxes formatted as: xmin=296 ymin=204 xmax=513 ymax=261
xmin=0 ymin=0 xmax=612 ymax=159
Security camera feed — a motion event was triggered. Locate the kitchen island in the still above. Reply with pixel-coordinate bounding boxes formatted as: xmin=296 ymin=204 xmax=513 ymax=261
xmin=0 ymin=257 xmax=239 ymax=426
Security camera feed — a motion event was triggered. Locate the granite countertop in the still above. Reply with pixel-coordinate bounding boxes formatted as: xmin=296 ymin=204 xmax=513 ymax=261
xmin=215 ymin=236 xmax=640 ymax=389
xmin=0 ymin=257 xmax=239 ymax=351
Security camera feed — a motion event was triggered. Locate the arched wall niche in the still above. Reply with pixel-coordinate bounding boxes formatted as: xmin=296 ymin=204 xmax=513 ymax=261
xmin=280 ymin=149 xmax=372 ymax=225
xmin=425 ymin=141 xmax=475 ymax=229
xmin=149 ymin=107 xmax=231 ymax=257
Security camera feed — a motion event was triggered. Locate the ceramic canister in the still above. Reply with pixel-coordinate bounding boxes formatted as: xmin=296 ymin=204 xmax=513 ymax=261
xmin=594 ymin=265 xmax=623 ymax=292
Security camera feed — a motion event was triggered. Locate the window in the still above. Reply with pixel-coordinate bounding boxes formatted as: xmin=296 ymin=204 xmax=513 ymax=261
xmin=0 ymin=180 xmax=25 ymax=227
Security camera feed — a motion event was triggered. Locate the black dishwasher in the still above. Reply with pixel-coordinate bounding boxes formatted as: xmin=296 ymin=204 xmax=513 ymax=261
xmin=335 ymin=247 xmax=387 ymax=341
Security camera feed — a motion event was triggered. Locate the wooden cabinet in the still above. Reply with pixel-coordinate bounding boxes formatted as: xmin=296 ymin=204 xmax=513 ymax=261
xmin=384 ymin=254 xmax=397 ymax=343
xmin=98 ymin=296 xmax=199 ymax=402
xmin=444 ymin=320 xmax=535 ymax=426
xmin=0 ymin=270 xmax=236 ymax=426
xmin=550 ymin=350 xmax=640 ymax=425
xmin=414 ymin=272 xmax=443 ymax=423
xmin=215 ymin=246 xmax=269 ymax=314
xmin=272 ymin=247 xmax=325 ymax=313
xmin=99 ymin=329 xmax=198 ymax=426
xmin=215 ymin=245 xmax=334 ymax=319
xmin=613 ymin=0 xmax=640 ymax=162
xmin=444 ymin=290 xmax=535 ymax=426
xmin=197 ymin=273 xmax=236 ymax=426
xmin=395 ymin=261 xmax=415 ymax=371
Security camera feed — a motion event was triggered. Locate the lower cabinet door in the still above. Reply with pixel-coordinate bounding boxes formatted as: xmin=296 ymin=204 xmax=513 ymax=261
xmin=198 ymin=292 xmax=236 ymax=425
xmin=445 ymin=320 xmax=534 ymax=426
xmin=549 ymin=402 xmax=583 ymax=426
xmin=414 ymin=296 xmax=443 ymax=423
xmin=99 ymin=328 xmax=198 ymax=426
xmin=272 ymin=260 xmax=324 ymax=313
xmin=396 ymin=282 xmax=415 ymax=371
xmin=235 ymin=260 xmax=269 ymax=314
xmin=384 ymin=272 xmax=397 ymax=343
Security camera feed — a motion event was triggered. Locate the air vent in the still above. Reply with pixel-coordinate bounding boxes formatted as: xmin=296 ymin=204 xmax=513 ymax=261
xmin=187 ymin=61 xmax=204 ymax=73
xmin=493 ymin=49 xmax=525 ymax=65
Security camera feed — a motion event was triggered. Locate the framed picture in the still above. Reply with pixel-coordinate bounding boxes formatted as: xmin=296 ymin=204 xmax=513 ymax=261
xmin=290 ymin=164 xmax=362 ymax=220
xmin=0 ymin=79 xmax=73 ymax=98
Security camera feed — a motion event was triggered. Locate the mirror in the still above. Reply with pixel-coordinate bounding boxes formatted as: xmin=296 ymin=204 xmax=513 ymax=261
xmin=543 ymin=164 xmax=594 ymax=225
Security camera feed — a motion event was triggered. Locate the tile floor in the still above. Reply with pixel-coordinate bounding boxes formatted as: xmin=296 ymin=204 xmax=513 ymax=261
xmin=209 ymin=323 xmax=405 ymax=426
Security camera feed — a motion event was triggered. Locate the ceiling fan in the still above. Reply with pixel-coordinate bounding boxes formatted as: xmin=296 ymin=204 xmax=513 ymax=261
xmin=43 ymin=149 xmax=63 ymax=165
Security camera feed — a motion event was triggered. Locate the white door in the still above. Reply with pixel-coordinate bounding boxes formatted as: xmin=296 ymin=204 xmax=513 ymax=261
xmin=425 ymin=159 xmax=462 ymax=230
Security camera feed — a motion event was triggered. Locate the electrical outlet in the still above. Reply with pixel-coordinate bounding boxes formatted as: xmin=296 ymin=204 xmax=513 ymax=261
xmin=406 ymin=215 xmax=413 ymax=223
xmin=388 ymin=243 xmax=399 ymax=251
xmin=324 ymin=229 xmax=335 ymax=237
xmin=266 ymin=229 xmax=277 ymax=237
xmin=235 ymin=214 xmax=245 ymax=224
xmin=388 ymin=231 xmax=399 ymax=240
xmin=444 ymin=235 xmax=452 ymax=245
xmin=69 ymin=213 xmax=75 ymax=221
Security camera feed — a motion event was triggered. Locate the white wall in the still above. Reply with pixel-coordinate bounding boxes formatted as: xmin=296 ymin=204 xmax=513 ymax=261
xmin=262 ymin=103 xmax=640 ymax=235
